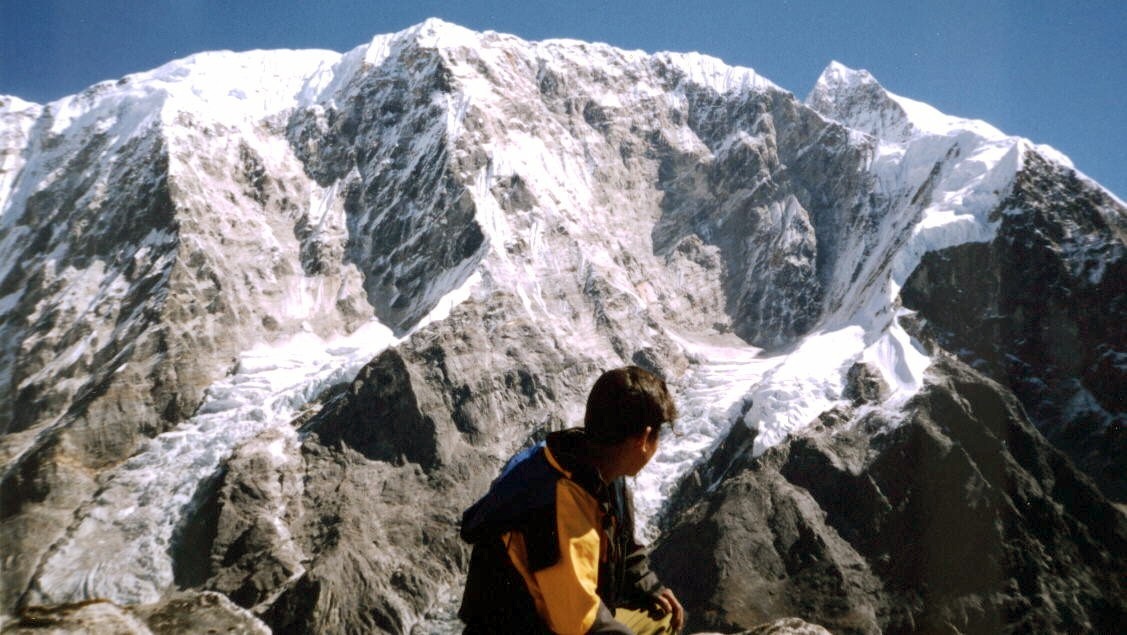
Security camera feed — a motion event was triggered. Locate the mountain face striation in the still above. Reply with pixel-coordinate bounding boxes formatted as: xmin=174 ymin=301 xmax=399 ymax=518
xmin=1 ymin=20 xmax=1123 ymax=634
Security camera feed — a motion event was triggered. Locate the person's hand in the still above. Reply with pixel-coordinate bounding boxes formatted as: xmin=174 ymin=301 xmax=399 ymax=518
xmin=653 ymin=587 xmax=684 ymax=633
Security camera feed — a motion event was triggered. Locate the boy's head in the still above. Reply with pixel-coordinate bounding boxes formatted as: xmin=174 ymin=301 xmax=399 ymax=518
xmin=583 ymin=366 xmax=678 ymax=446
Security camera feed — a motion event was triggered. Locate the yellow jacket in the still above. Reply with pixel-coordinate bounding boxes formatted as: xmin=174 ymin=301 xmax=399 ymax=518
xmin=460 ymin=429 xmax=665 ymax=633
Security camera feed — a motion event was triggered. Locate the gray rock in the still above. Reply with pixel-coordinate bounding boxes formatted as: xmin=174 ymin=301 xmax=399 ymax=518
xmin=135 ymin=591 xmax=272 ymax=635
xmin=654 ymin=356 xmax=1127 ymax=633
xmin=199 ymin=427 xmax=306 ymax=610
xmin=1 ymin=592 xmax=269 ymax=635
xmin=3 ymin=600 xmax=152 ymax=635
xmin=742 ymin=617 xmax=834 ymax=634
xmin=654 ymin=439 xmax=885 ymax=634
xmin=259 ymin=439 xmax=468 ymax=634
xmin=902 ymin=151 xmax=1127 ymax=501
xmin=843 ymin=362 xmax=889 ymax=406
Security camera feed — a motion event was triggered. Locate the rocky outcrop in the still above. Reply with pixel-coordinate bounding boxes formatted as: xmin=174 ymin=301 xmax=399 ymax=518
xmin=257 ymin=438 xmax=469 ymax=634
xmin=902 ymin=150 xmax=1127 ymax=500
xmin=653 ymin=355 xmax=1127 ymax=634
xmin=190 ymin=427 xmax=305 ymax=609
xmin=193 ymin=297 xmax=625 ymax=633
xmin=742 ymin=618 xmax=834 ymax=635
xmin=655 ymin=459 xmax=885 ymax=633
xmin=2 ymin=592 xmax=270 ymax=634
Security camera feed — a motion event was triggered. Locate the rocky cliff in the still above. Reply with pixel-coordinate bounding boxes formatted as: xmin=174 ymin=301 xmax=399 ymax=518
xmin=1 ymin=19 xmax=1123 ymax=634
xmin=653 ymin=356 xmax=1126 ymax=633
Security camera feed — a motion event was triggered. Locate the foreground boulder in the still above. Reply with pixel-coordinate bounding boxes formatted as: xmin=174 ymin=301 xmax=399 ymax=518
xmin=3 ymin=592 xmax=269 ymax=635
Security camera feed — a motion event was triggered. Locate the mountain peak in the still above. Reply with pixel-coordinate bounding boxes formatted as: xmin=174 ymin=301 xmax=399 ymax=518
xmin=402 ymin=17 xmax=483 ymax=49
xmin=656 ymin=50 xmax=780 ymax=95
xmin=410 ymin=17 xmax=475 ymax=42
xmin=806 ymin=61 xmax=915 ymax=142
xmin=807 ymin=61 xmax=1006 ymax=143
xmin=816 ymin=60 xmax=879 ymax=92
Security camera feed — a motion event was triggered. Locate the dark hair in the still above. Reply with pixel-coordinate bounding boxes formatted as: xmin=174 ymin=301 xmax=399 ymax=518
xmin=583 ymin=366 xmax=677 ymax=445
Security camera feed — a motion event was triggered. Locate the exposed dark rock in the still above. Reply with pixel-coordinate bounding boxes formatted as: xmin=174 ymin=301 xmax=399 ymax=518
xmin=200 ymin=428 xmax=305 ymax=610
xmin=843 ymin=362 xmax=889 ymax=406
xmin=169 ymin=468 xmax=223 ymax=590
xmin=134 ymin=591 xmax=272 ymax=634
xmin=258 ymin=439 xmax=468 ymax=635
xmin=741 ymin=617 xmax=834 ymax=634
xmin=902 ymin=151 xmax=1127 ymax=500
xmin=654 ymin=356 xmax=1127 ymax=634
xmin=4 ymin=600 xmax=153 ymax=634
xmin=309 ymin=349 xmax=442 ymax=467
xmin=654 ymin=441 xmax=885 ymax=634
xmin=3 ymin=592 xmax=270 ymax=634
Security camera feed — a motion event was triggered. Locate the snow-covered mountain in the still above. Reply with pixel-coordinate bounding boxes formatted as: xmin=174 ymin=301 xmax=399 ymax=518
xmin=1 ymin=19 xmax=1123 ymax=634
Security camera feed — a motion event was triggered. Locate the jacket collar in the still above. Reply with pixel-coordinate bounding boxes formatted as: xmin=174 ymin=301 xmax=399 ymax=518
xmin=546 ymin=428 xmax=612 ymax=501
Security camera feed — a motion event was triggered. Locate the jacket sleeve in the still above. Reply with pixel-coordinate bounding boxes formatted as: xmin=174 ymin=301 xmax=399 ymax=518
xmin=620 ymin=485 xmax=665 ymax=606
xmin=622 ymin=541 xmax=664 ymax=605
xmin=528 ymin=479 xmax=632 ymax=635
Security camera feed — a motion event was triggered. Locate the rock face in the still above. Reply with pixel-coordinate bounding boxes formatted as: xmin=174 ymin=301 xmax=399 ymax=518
xmin=902 ymin=151 xmax=1127 ymax=499
xmin=210 ymin=301 xmax=604 ymax=633
xmin=742 ymin=618 xmax=834 ymax=635
xmin=653 ymin=356 xmax=1127 ymax=634
xmin=2 ymin=592 xmax=270 ymax=635
xmin=1 ymin=18 xmax=1123 ymax=635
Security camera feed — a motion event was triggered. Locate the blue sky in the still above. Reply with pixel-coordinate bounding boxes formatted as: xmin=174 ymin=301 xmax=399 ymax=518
xmin=3 ymin=1 xmax=1124 ymax=197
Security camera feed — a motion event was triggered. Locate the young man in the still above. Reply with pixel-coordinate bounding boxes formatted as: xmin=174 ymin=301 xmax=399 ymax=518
xmin=459 ymin=366 xmax=685 ymax=634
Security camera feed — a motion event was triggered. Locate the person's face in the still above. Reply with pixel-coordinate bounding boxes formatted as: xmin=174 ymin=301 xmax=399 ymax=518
xmin=625 ymin=427 xmax=660 ymax=476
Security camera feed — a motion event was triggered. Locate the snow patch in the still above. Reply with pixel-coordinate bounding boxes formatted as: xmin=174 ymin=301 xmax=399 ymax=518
xmin=743 ymin=327 xmax=865 ymax=455
xmin=861 ymin=312 xmax=932 ymax=401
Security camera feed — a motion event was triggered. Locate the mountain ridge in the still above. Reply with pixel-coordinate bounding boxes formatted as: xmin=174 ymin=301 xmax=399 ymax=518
xmin=1 ymin=19 xmax=1123 ymax=633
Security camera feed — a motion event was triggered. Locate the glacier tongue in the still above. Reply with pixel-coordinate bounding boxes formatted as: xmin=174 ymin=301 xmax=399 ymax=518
xmin=633 ymin=334 xmax=781 ymax=539
xmin=27 ymin=321 xmax=395 ymax=605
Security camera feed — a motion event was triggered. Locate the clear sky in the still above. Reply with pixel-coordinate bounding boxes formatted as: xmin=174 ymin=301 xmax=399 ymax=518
xmin=3 ymin=1 xmax=1124 ymax=197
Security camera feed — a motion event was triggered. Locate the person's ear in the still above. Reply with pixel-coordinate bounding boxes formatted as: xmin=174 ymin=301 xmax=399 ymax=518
xmin=640 ymin=426 xmax=653 ymax=451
